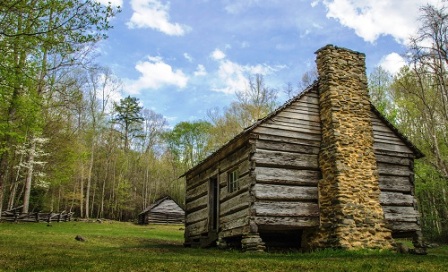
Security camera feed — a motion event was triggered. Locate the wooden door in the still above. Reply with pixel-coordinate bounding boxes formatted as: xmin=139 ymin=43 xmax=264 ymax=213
xmin=209 ymin=177 xmax=219 ymax=231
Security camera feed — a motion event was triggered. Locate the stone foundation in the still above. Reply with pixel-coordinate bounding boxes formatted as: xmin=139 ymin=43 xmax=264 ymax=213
xmin=306 ymin=45 xmax=394 ymax=250
xmin=241 ymin=234 xmax=266 ymax=252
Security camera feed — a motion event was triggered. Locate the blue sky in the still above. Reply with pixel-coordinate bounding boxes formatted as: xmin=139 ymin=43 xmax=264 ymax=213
xmin=96 ymin=0 xmax=441 ymax=126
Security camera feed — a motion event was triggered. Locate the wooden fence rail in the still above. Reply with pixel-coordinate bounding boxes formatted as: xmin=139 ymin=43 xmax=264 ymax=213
xmin=1 ymin=207 xmax=74 ymax=223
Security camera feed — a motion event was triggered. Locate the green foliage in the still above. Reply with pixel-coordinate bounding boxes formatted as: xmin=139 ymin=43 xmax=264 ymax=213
xmin=368 ymin=66 xmax=396 ymax=120
xmin=0 ymin=0 xmax=120 ymax=215
xmin=113 ymin=95 xmax=144 ymax=150
xmin=164 ymin=121 xmax=213 ymax=169
xmin=207 ymin=74 xmax=279 ymax=149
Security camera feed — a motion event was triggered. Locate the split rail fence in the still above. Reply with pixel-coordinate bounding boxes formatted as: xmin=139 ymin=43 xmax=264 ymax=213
xmin=1 ymin=206 xmax=74 ymax=223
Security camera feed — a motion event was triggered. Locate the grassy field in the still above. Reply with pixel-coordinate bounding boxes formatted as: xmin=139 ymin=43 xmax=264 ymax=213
xmin=0 ymin=221 xmax=447 ymax=272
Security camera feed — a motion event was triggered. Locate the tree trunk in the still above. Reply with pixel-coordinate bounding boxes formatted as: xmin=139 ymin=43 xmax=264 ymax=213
xmin=85 ymin=145 xmax=94 ymax=218
xmin=22 ymin=138 xmax=36 ymax=214
xmin=80 ymin=163 xmax=84 ymax=218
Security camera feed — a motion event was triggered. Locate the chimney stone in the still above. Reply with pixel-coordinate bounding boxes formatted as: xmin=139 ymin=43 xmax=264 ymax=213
xmin=304 ymin=45 xmax=394 ymax=250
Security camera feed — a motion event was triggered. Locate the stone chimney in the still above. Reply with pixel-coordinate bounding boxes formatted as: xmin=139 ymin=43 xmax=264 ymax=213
xmin=306 ymin=45 xmax=394 ymax=249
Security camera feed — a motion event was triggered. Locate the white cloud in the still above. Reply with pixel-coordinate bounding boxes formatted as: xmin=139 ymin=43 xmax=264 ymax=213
xmin=316 ymin=0 xmax=441 ymax=44
xmin=211 ymin=49 xmax=226 ymax=60
xmin=378 ymin=52 xmax=406 ymax=75
xmin=213 ymin=58 xmax=285 ymax=94
xmin=127 ymin=0 xmax=190 ymax=36
xmin=184 ymin=53 xmax=193 ymax=62
xmin=224 ymin=0 xmax=262 ymax=14
xmin=194 ymin=64 xmax=207 ymax=76
xmin=215 ymin=60 xmax=248 ymax=94
xmin=127 ymin=56 xmax=188 ymax=93
xmin=311 ymin=0 xmax=319 ymax=8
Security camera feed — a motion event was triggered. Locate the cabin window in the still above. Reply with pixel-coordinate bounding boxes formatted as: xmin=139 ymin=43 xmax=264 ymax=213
xmin=227 ymin=170 xmax=239 ymax=193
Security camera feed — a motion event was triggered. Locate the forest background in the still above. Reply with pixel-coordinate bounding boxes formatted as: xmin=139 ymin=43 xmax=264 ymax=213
xmin=0 ymin=1 xmax=447 ymax=243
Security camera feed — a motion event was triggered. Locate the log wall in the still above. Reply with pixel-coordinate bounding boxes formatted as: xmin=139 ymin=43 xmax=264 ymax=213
xmin=251 ymin=88 xmax=321 ymax=230
xmin=184 ymin=86 xmax=422 ymax=248
xmin=372 ymin=112 xmax=421 ymax=235
xmin=184 ymin=143 xmax=253 ymax=244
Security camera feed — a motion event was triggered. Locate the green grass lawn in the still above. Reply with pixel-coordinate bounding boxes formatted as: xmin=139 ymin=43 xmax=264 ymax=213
xmin=0 ymin=221 xmax=447 ymax=272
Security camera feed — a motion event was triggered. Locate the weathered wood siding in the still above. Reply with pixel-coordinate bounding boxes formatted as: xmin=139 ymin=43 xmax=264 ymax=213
xmin=372 ymin=112 xmax=421 ymax=234
xmin=251 ymin=89 xmax=321 ymax=230
xmin=185 ymin=85 xmax=421 ymax=246
xmin=147 ymin=199 xmax=185 ymax=224
xmin=185 ymin=143 xmax=252 ymax=242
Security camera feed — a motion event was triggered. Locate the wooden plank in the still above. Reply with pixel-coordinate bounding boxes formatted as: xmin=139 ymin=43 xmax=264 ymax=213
xmin=276 ymin=110 xmax=321 ymax=122
xmin=373 ymin=130 xmax=402 ymax=141
xmin=375 ymin=154 xmax=412 ymax=166
xmin=186 ymin=175 xmax=209 ymax=191
xmin=373 ymin=134 xmax=408 ymax=145
xmin=295 ymin=95 xmax=319 ymax=105
xmin=373 ymin=138 xmax=410 ymax=149
xmin=217 ymin=147 xmax=251 ymax=174
xmin=252 ymin=149 xmax=319 ymax=169
xmin=186 ymin=219 xmax=208 ymax=236
xmin=387 ymin=222 xmax=421 ymax=232
xmin=255 ymin=126 xmax=321 ymax=142
xmin=255 ymin=139 xmax=320 ymax=155
xmin=379 ymin=176 xmax=412 ymax=193
xmin=186 ymin=207 xmax=207 ymax=224
xmin=253 ymin=201 xmax=319 ymax=217
xmin=254 ymin=167 xmax=320 ymax=186
xmin=220 ymin=208 xmax=248 ymax=224
xmin=257 ymin=134 xmax=321 ymax=148
xmin=219 ymin=226 xmax=248 ymax=239
xmin=220 ymin=191 xmax=250 ymax=216
xmin=375 ymin=149 xmax=414 ymax=158
xmin=279 ymin=107 xmax=320 ymax=116
xmin=186 ymin=182 xmax=208 ymax=202
xmin=259 ymin=122 xmax=321 ymax=135
xmin=377 ymin=163 xmax=411 ymax=177
xmin=186 ymin=194 xmax=208 ymax=212
xmin=221 ymin=217 xmax=249 ymax=232
xmin=270 ymin=116 xmax=321 ymax=129
xmin=253 ymin=184 xmax=318 ymax=201
xmin=288 ymin=104 xmax=320 ymax=113
xmin=380 ymin=192 xmax=414 ymax=206
xmin=255 ymin=216 xmax=319 ymax=228
xmin=383 ymin=206 xmax=419 ymax=222
xmin=373 ymin=141 xmax=412 ymax=154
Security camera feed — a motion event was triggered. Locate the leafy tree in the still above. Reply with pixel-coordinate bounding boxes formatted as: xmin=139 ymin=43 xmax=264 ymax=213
xmin=368 ymin=66 xmax=396 ymax=120
xmin=236 ymin=74 xmax=278 ymax=126
xmin=384 ymin=3 xmax=448 ymax=241
xmin=207 ymin=74 xmax=278 ymax=149
xmin=284 ymin=68 xmax=318 ymax=99
xmin=0 ymin=0 xmax=119 ymax=216
xmin=164 ymin=121 xmax=213 ymax=169
xmin=113 ymin=96 xmax=144 ymax=151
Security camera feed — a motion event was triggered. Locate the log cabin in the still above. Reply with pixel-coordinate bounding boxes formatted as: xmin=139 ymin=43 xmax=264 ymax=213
xmin=183 ymin=45 xmax=425 ymax=251
xmin=138 ymin=196 xmax=184 ymax=225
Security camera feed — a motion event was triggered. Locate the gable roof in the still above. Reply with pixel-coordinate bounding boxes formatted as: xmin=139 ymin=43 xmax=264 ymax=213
xmin=370 ymin=105 xmax=424 ymax=158
xmin=182 ymin=83 xmax=319 ymax=177
xmin=138 ymin=196 xmax=184 ymax=215
xmin=182 ymin=80 xmax=424 ymax=177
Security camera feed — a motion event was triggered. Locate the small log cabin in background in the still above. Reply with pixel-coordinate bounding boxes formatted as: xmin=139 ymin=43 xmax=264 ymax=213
xmin=182 ymin=45 xmax=425 ymax=252
xmin=138 ymin=196 xmax=185 ymax=225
